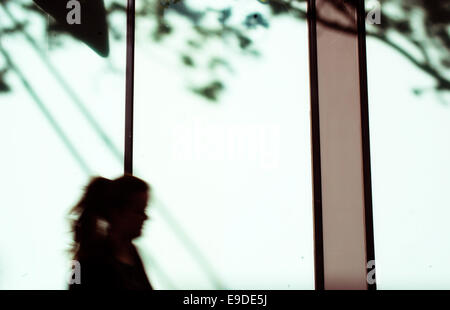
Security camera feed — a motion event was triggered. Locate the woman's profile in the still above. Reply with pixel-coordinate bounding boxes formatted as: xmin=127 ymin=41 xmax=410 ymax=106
xmin=68 ymin=174 xmax=153 ymax=290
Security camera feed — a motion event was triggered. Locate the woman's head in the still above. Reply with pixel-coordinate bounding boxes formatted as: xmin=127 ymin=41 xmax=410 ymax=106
xmin=71 ymin=174 xmax=150 ymax=258
xmin=107 ymin=175 xmax=150 ymax=240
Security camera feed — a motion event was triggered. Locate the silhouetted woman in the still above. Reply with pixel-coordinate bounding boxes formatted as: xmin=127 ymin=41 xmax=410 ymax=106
xmin=69 ymin=175 xmax=153 ymax=290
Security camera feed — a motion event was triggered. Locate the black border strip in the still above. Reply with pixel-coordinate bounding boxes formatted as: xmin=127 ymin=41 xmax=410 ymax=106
xmin=124 ymin=0 xmax=136 ymax=175
xmin=307 ymin=0 xmax=325 ymax=291
xmin=356 ymin=0 xmax=377 ymax=290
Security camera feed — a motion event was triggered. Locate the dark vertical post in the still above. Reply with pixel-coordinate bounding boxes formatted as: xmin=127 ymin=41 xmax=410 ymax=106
xmin=307 ymin=0 xmax=325 ymax=291
xmin=356 ymin=0 xmax=377 ymax=291
xmin=125 ymin=0 xmax=136 ymax=174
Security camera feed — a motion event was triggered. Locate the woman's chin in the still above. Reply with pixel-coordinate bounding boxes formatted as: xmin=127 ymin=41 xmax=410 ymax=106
xmin=131 ymin=229 xmax=143 ymax=239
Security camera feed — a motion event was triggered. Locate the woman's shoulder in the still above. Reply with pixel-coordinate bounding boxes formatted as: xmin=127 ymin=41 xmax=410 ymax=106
xmin=69 ymin=242 xmax=118 ymax=290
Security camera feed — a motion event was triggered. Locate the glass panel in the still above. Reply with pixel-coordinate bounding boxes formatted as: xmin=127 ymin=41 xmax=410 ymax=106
xmin=315 ymin=0 xmax=369 ymax=289
xmin=0 ymin=0 xmax=127 ymax=288
xmin=133 ymin=0 xmax=314 ymax=289
xmin=367 ymin=1 xmax=450 ymax=289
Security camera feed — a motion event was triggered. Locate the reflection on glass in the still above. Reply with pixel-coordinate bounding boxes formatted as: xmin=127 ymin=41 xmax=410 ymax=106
xmin=134 ymin=0 xmax=314 ymax=289
xmin=367 ymin=1 xmax=450 ymax=289
xmin=0 ymin=0 xmax=126 ymax=288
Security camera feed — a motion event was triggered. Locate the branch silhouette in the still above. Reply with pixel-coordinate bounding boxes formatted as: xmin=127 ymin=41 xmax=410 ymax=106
xmin=1 ymin=0 xmax=449 ymax=98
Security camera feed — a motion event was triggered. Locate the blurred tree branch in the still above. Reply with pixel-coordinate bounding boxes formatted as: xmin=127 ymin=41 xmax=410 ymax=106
xmin=1 ymin=0 xmax=449 ymax=100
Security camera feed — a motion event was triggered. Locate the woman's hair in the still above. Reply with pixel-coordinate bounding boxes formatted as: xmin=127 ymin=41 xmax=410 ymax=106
xmin=70 ymin=174 xmax=149 ymax=260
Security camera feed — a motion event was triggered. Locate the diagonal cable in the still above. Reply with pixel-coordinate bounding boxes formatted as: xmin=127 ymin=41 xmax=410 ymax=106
xmin=150 ymin=195 xmax=226 ymax=289
xmin=0 ymin=40 xmax=93 ymax=175
xmin=0 ymin=1 xmax=124 ymax=162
